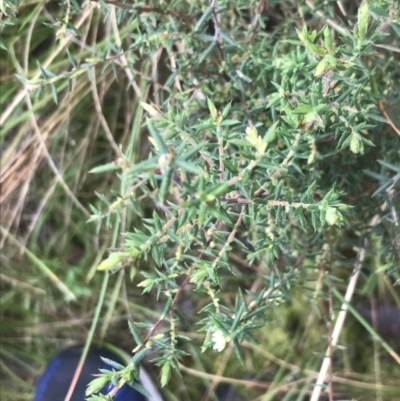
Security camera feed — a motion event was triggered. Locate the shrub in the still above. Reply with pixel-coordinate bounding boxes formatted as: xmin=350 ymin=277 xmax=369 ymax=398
xmin=1 ymin=0 xmax=399 ymax=400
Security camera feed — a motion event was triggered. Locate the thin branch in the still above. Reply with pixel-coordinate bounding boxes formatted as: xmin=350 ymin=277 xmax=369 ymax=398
xmin=25 ymin=95 xmax=91 ymax=217
xmin=90 ymin=73 xmax=122 ymax=157
xmin=107 ymin=273 xmax=192 ymax=398
xmin=0 ymin=273 xmax=46 ymax=295
xmin=310 ymin=239 xmax=367 ymax=401
xmin=239 ymin=339 xmax=399 ymax=391
xmin=211 ymin=206 xmax=245 ymax=271
xmin=378 ymin=100 xmax=400 ymax=137
xmin=210 ymin=0 xmax=220 ymax=42
xmin=255 ymin=133 xmax=301 ymax=196
xmin=218 ymin=136 xmax=224 ymax=182
xmin=180 ymin=363 xmax=337 ymax=396
xmin=179 ymin=362 xmax=272 ymax=389
xmin=305 ymin=0 xmax=351 ymax=37
xmin=248 ymin=0 xmax=268 ymax=44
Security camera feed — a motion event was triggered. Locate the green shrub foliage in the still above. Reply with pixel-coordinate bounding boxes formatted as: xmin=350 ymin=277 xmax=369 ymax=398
xmin=2 ymin=0 xmax=399 ymax=398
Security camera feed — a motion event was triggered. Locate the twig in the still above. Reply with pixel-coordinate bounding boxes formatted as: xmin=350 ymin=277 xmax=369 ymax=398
xmin=179 ymin=362 xmax=272 ymax=389
xmin=0 ymin=273 xmax=46 ymax=295
xmin=180 ymin=363 xmax=335 ymax=396
xmin=202 ymin=345 xmax=234 ymax=401
xmin=305 ymin=0 xmax=351 ymax=37
xmin=218 ymin=136 xmax=224 ymax=182
xmin=248 ymin=0 xmax=268 ymax=44
xmin=373 ymin=43 xmax=400 ymax=53
xmin=310 ymin=239 xmax=367 ymax=401
xmin=211 ymin=206 xmax=245 ymax=269
xmin=210 ymin=0 xmax=220 ymax=42
xmin=378 ymin=100 xmax=400 ymax=137
xmin=254 ymin=133 xmax=301 ymax=196
xmin=107 ymin=273 xmax=192 ymax=398
xmin=25 ymin=95 xmax=91 ymax=217
xmin=91 ymin=73 xmax=122 ymax=157
xmin=238 ymin=339 xmax=400 ymax=391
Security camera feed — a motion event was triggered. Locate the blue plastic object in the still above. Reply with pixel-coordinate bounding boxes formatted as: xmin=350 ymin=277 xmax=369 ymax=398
xmin=32 ymin=346 xmax=163 ymax=401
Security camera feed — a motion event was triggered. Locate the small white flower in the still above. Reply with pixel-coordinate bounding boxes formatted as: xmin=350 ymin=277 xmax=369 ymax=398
xmin=212 ymin=330 xmax=228 ymax=352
